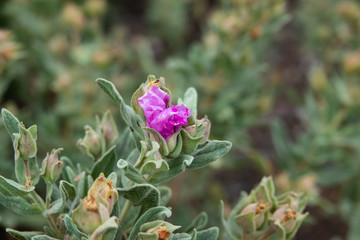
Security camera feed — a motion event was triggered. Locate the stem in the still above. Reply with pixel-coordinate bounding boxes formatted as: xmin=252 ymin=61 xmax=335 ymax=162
xmin=119 ymin=200 xmax=132 ymax=226
xmin=45 ymin=182 xmax=53 ymax=208
xmin=30 ymin=190 xmax=46 ymax=212
xmin=30 ymin=190 xmax=58 ymax=236
xmin=258 ymin=229 xmax=275 ymax=240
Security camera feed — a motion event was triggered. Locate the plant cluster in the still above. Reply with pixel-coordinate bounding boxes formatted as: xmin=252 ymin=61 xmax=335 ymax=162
xmin=0 ymin=76 xmax=308 ymax=240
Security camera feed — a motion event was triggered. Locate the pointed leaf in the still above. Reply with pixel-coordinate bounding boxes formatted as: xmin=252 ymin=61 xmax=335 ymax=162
xmin=196 ymin=227 xmax=219 ymax=240
xmin=47 ymin=180 xmax=75 ymax=215
xmin=91 ymin=145 xmax=117 ymax=179
xmin=118 ymin=184 xmax=160 ymax=215
xmin=149 ymin=154 xmax=193 ymax=184
xmin=182 ymin=212 xmax=208 ymax=233
xmin=0 ymin=175 xmax=34 ymax=196
xmin=188 ymin=140 xmax=232 ymax=169
xmin=64 ymin=215 xmax=88 ymax=239
xmin=0 ymin=193 xmax=40 ymax=215
xmin=6 ymin=228 xmax=43 ymax=240
xmin=128 ymin=206 xmax=172 ymax=240
xmin=1 ymin=108 xmax=20 ymax=141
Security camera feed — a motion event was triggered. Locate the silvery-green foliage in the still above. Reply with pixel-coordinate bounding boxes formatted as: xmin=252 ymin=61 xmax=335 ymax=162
xmin=0 ymin=76 xmax=235 ymax=240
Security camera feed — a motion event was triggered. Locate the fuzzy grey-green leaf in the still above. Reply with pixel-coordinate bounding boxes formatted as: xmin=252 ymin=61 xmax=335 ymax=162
xmin=118 ymin=184 xmax=160 ymax=215
xmin=0 ymin=193 xmax=40 ymax=215
xmin=63 ymin=215 xmax=88 ymax=239
xmin=128 ymin=206 xmax=172 ymax=240
xmin=0 ymin=175 xmax=34 ymax=196
xmin=188 ymin=140 xmax=232 ymax=169
xmin=1 ymin=108 xmax=20 ymax=141
xmin=6 ymin=228 xmax=43 ymax=240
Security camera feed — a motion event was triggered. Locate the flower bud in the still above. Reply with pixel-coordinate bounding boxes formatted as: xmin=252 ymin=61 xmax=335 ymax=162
xmin=41 ymin=148 xmax=64 ymax=183
xmin=72 ymin=173 xmax=118 ymax=234
xmin=77 ymin=125 xmax=102 ymax=160
xmin=138 ymin=220 xmax=180 ymax=240
xmin=271 ymin=206 xmax=297 ymax=233
xmin=97 ymin=110 xmax=119 ymax=147
xmin=235 ymin=202 xmax=269 ymax=233
xmin=13 ymin=123 xmax=37 ymax=160
xmin=184 ymin=117 xmax=211 ymax=145
xmin=135 ymin=141 xmax=169 ymax=180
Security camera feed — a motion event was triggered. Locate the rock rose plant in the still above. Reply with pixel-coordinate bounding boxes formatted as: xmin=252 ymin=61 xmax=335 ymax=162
xmin=0 ymin=75 xmax=307 ymax=240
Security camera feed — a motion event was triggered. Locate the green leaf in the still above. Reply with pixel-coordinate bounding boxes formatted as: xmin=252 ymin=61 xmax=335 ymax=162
xmin=149 ymin=154 xmax=193 ymax=184
xmin=89 ymin=216 xmax=118 ymax=240
xmin=183 ymin=87 xmax=198 ymax=118
xmin=0 ymin=193 xmax=40 ymax=215
xmin=234 ymin=212 xmax=256 ymax=233
xmin=115 ymin=128 xmax=134 ymax=160
xmin=117 ymin=159 xmax=147 ymax=184
xmin=188 ymin=140 xmax=232 ymax=169
xmin=131 ymin=83 xmax=146 ymax=118
xmin=96 ymin=78 xmax=124 ymax=105
xmin=76 ymin=172 xmax=87 ymax=198
xmin=285 ymin=213 xmax=308 ymax=240
xmin=0 ymin=175 xmax=34 ymax=196
xmin=31 ymin=236 xmax=58 ymax=240
xmin=180 ymin=129 xmax=203 ymax=155
xmin=143 ymin=127 xmax=169 ymax=156
xmin=182 ymin=212 xmax=208 ymax=233
xmin=91 ymin=145 xmax=117 ymax=179
xmin=128 ymin=206 xmax=172 ymax=240
xmin=15 ymin=158 xmax=26 ymax=185
xmin=220 ymin=201 xmax=239 ymax=240
xmin=158 ymin=186 xmax=172 ymax=206
xmin=1 ymin=108 xmax=20 ymax=141
xmin=47 ymin=180 xmax=75 ymax=215
xmin=195 ymin=227 xmax=219 ymax=240
xmin=28 ymin=157 xmax=40 ymax=186
xmin=168 ymin=233 xmax=192 ymax=240
xmin=118 ymin=184 xmax=160 ymax=215
xmin=270 ymin=219 xmax=286 ymax=240
xmin=63 ymin=215 xmax=88 ymax=239
xmin=6 ymin=228 xmax=43 ymax=240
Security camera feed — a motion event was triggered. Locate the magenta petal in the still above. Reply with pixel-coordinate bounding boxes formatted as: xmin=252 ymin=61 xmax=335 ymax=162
xmin=151 ymin=86 xmax=170 ymax=105
xmin=149 ymin=104 xmax=191 ymax=139
xmin=138 ymin=86 xmax=170 ymax=125
xmin=138 ymin=86 xmax=191 ymax=139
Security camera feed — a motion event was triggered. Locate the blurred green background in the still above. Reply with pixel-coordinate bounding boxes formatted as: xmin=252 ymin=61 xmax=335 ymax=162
xmin=1 ymin=0 xmax=360 ymax=239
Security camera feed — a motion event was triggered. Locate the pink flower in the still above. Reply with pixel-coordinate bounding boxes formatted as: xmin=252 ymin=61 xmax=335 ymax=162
xmin=138 ymin=86 xmax=191 ymax=139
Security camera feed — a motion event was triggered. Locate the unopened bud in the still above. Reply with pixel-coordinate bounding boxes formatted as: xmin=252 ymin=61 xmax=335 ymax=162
xmin=184 ymin=117 xmax=211 ymax=145
xmin=271 ymin=207 xmax=297 ymax=233
xmin=41 ymin=148 xmax=64 ymax=183
xmin=139 ymin=220 xmax=180 ymax=240
xmin=235 ymin=202 xmax=269 ymax=232
xmin=97 ymin=110 xmax=119 ymax=147
xmin=77 ymin=125 xmax=102 ymax=160
xmin=13 ymin=123 xmax=37 ymax=160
